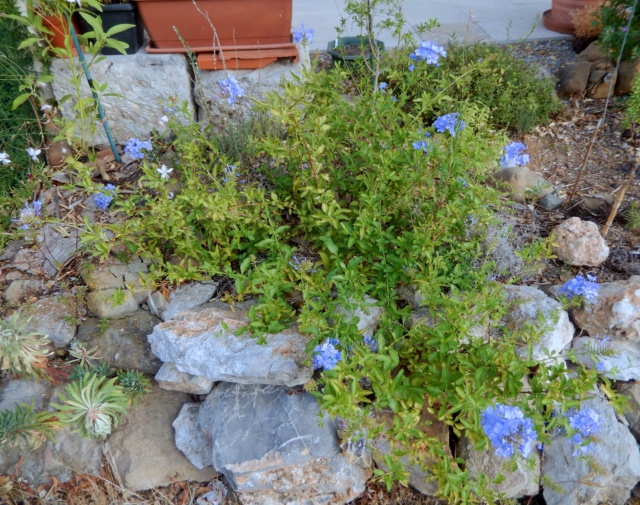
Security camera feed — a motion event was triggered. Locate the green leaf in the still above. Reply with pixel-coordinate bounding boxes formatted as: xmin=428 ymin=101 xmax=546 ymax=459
xmin=12 ymin=93 xmax=33 ymax=110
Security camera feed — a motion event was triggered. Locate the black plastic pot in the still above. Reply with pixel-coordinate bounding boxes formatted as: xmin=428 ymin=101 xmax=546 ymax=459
xmin=326 ymin=36 xmax=385 ymax=67
xmin=80 ymin=3 xmax=144 ymax=55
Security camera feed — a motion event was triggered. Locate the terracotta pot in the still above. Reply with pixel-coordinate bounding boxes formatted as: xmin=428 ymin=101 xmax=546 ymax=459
xmin=39 ymin=12 xmax=83 ymax=55
xmin=134 ymin=0 xmax=293 ymax=53
xmin=543 ymin=0 xmax=605 ymax=35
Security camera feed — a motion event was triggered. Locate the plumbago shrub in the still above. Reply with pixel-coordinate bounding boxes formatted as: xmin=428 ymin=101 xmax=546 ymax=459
xmin=79 ymin=61 xmax=616 ymax=500
xmin=385 ymin=41 xmax=562 ymax=133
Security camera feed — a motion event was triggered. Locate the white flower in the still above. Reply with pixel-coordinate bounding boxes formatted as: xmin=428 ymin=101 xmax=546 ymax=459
xmin=0 ymin=152 xmax=11 ymax=166
xmin=156 ymin=164 xmax=173 ymax=179
xmin=158 ymin=115 xmax=169 ymax=126
xmin=26 ymin=147 xmax=41 ymax=161
xmin=66 ymin=0 xmax=82 ymax=7
xmin=167 ymin=192 xmax=175 ymax=199
xmin=40 ymin=104 xmax=53 ymax=112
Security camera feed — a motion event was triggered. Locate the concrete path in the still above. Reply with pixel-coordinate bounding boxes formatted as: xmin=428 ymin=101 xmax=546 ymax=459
xmin=292 ymin=0 xmax=567 ymax=52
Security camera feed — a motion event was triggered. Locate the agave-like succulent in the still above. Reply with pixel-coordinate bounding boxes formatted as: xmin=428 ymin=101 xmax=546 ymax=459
xmin=0 ymin=403 xmax=60 ymax=450
xmin=52 ymin=373 xmax=129 ymax=439
xmin=0 ymin=313 xmax=51 ymax=379
xmin=117 ymin=370 xmax=151 ymax=403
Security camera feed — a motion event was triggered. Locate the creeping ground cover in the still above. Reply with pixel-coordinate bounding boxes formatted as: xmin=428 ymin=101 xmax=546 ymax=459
xmin=62 ymin=43 xmax=625 ymax=501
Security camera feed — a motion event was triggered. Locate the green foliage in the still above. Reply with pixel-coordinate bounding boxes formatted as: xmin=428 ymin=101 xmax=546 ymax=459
xmin=386 ymin=42 xmax=562 ymax=133
xmin=52 ymin=372 xmax=129 ymax=439
xmin=626 ymin=201 xmax=640 ymax=231
xmin=117 ymin=369 xmax=151 ymax=402
xmin=625 ymin=71 xmax=640 ymax=128
xmin=0 ymin=403 xmax=60 ymax=450
xmin=0 ymin=313 xmax=51 ymax=379
xmin=598 ymin=0 xmax=640 ymax=62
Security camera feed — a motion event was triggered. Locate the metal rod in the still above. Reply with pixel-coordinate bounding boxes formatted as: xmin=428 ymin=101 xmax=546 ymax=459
xmin=66 ymin=13 xmax=121 ymax=163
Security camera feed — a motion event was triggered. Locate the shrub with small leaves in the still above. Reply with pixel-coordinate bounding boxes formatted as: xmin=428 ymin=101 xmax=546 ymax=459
xmin=52 ymin=373 xmax=129 ymax=439
xmin=0 ymin=313 xmax=51 ymax=379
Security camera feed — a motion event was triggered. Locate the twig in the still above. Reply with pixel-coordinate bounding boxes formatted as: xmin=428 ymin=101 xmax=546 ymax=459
xmin=602 ymin=151 xmax=639 ymax=238
xmin=567 ymin=119 xmax=602 ymax=206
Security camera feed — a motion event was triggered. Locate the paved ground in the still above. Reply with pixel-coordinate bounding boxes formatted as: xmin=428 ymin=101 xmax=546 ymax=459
xmin=291 ymin=0 xmax=568 ymax=52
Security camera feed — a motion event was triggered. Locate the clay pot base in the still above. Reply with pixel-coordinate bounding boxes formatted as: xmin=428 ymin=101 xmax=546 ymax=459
xmin=543 ymin=9 xmax=575 ymax=35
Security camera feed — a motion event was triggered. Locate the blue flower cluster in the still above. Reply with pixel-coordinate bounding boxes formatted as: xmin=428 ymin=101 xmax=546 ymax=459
xmin=499 ymin=142 xmax=530 ymax=168
xmin=566 ymin=407 xmax=600 ymax=456
xmin=292 ymin=23 xmax=314 ymax=45
xmin=15 ymin=200 xmax=43 ymax=230
xmin=363 ymin=335 xmax=378 ymax=352
xmin=433 ymin=113 xmax=465 ymax=137
xmin=558 ymin=274 xmax=599 ymax=303
xmin=124 ymin=138 xmax=152 ymax=160
xmin=95 ymin=184 xmax=117 ymax=211
xmin=481 ymin=404 xmax=537 ymax=458
xmin=312 ymin=337 xmax=341 ymax=370
xmin=218 ymin=76 xmax=245 ymax=104
xmin=410 ymin=41 xmax=447 ymax=66
xmin=412 ymin=132 xmax=435 ymax=153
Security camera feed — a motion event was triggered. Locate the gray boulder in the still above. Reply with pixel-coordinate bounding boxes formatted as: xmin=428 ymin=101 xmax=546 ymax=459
xmin=161 ymin=281 xmax=219 ymax=321
xmin=197 ymin=383 xmax=368 ymax=505
xmin=542 ymin=395 xmax=640 ymax=505
xmin=573 ymin=337 xmax=640 ymax=381
xmin=155 ymin=362 xmax=215 ymax=394
xmin=76 ymin=310 xmax=163 ymax=374
xmin=22 ymin=295 xmax=79 ymax=348
xmin=148 ymin=305 xmax=313 ymax=387
xmin=106 ymin=384 xmax=214 ymax=491
xmin=173 ymin=402 xmax=213 ymax=470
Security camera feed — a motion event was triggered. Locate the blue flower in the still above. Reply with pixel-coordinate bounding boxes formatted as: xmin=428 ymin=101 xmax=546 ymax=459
xmin=363 ymin=335 xmax=378 ymax=352
xmin=566 ymin=407 xmax=600 ymax=456
xmin=500 ymin=142 xmax=530 ymax=168
xmin=409 ymin=41 xmax=446 ymax=66
xmin=413 ymin=132 xmax=435 ymax=153
xmin=408 ymin=64 xmax=415 ymax=72
xmin=292 ymin=23 xmax=314 ymax=45
xmin=433 ymin=113 xmax=465 ymax=137
xmin=378 ymin=82 xmax=388 ymax=90
xmin=557 ymin=275 xmax=599 ymax=303
xmin=312 ymin=338 xmax=341 ymax=370
xmin=124 ymin=138 xmax=152 ymax=160
xmin=481 ymin=404 xmax=537 ymax=458
xmin=95 ymin=184 xmax=117 ymax=211
xmin=456 ymin=177 xmax=468 ymax=188
xmin=218 ymin=76 xmax=245 ymax=104
xmin=15 ymin=200 xmax=43 ymax=229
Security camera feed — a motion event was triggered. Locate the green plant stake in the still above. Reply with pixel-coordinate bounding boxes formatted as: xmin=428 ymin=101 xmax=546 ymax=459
xmin=66 ymin=13 xmax=121 ymax=163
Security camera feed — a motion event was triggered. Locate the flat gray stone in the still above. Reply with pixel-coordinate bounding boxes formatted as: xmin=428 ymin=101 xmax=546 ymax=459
xmin=173 ymin=402 xmax=213 ymax=470
xmin=106 ymin=384 xmax=214 ymax=491
xmin=148 ymin=305 xmax=313 ymax=387
xmin=51 ymin=54 xmax=195 ymax=146
xmin=22 ymin=295 xmax=78 ymax=348
xmin=542 ymin=395 xmax=640 ymax=505
xmin=198 ymin=383 xmax=368 ymax=504
xmin=155 ymin=362 xmax=214 ymax=394
xmin=37 ymin=225 xmax=80 ymax=277
xmin=161 ymin=281 xmax=219 ymax=321
xmin=86 ymin=288 xmax=140 ymax=319
xmin=3 ymin=280 xmax=45 ymax=307
xmin=573 ymin=337 xmax=640 ymax=381
xmin=76 ymin=310 xmax=163 ymax=374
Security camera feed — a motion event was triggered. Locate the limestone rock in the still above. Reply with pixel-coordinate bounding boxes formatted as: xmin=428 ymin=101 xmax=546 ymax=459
xmin=573 ymin=336 xmax=640 ymax=381
xmin=615 ymin=381 xmax=640 ymax=441
xmin=173 ymin=402 xmax=213 ymax=470
xmin=460 ymin=439 xmax=540 ymax=499
xmin=616 ymin=59 xmax=640 ymax=95
xmin=3 ymin=280 xmax=45 ymax=307
xmin=197 ymin=383 xmax=368 ymax=504
xmin=551 ymin=217 xmax=609 ymax=267
xmin=503 ymin=285 xmax=574 ymax=362
xmin=86 ymin=288 xmax=140 ymax=319
xmin=571 ymin=276 xmax=640 ymax=341
xmin=542 ymin=395 xmax=640 ymax=505
xmin=161 ymin=281 xmax=219 ymax=321
xmin=557 ymin=60 xmax=591 ymax=98
xmin=148 ymin=305 xmax=313 ymax=387
xmin=76 ymin=311 xmax=163 ymax=374
xmin=373 ymin=407 xmax=450 ymax=495
xmin=22 ymin=295 xmax=78 ymax=348
xmin=51 ymin=54 xmax=195 ymax=146
xmin=490 ymin=167 xmax=554 ymax=203
xmin=155 ymin=362 xmax=214 ymax=394
xmin=106 ymin=384 xmax=214 ymax=491
xmin=335 ymin=296 xmax=383 ymax=338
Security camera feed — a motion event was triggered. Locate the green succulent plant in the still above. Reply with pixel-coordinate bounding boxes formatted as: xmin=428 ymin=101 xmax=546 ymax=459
xmin=116 ymin=370 xmax=151 ymax=403
xmin=0 ymin=403 xmax=60 ymax=450
xmin=0 ymin=313 xmax=51 ymax=379
xmin=52 ymin=373 xmax=129 ymax=439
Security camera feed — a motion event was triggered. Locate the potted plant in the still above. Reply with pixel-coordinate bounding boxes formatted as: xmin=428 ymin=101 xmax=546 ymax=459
xmin=569 ymin=3 xmax=602 ymax=52
xmin=78 ymin=0 xmax=145 ymax=55
xmin=543 ymin=0 xmax=605 ymax=35
xmin=133 ymin=0 xmax=293 ymax=53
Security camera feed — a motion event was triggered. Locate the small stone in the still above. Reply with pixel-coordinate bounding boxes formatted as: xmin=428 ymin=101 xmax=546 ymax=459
xmin=173 ymin=402 xmax=213 ymax=470
xmin=155 ymin=362 xmax=214 ymax=394
xmin=86 ymin=288 xmax=140 ymax=319
xmin=557 ymin=60 xmax=592 ymax=98
xmin=4 ymin=280 xmax=45 ymax=307
xmin=22 ymin=295 xmax=78 ymax=348
xmin=161 ymin=281 xmax=218 ymax=321
xmin=491 ymin=167 xmax=554 ymax=203
xmin=538 ymin=193 xmax=563 ymax=210
xmin=551 ymin=217 xmax=609 ymax=267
